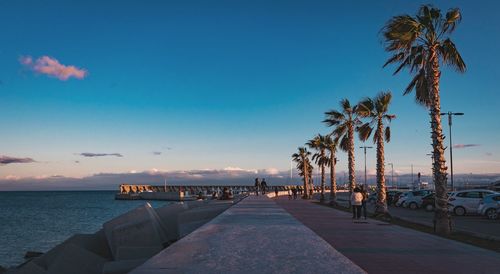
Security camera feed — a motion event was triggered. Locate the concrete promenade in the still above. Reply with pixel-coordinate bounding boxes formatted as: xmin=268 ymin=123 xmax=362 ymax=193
xmin=275 ymin=196 xmax=500 ymax=274
xmin=131 ymin=195 xmax=365 ymax=274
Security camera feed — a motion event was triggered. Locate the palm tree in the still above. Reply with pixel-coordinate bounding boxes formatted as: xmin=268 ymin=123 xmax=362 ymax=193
xmin=358 ymin=91 xmax=396 ymax=216
xmin=323 ymin=99 xmax=362 ymax=195
xmin=382 ymin=5 xmax=466 ymax=235
xmin=307 ymin=134 xmax=329 ymax=203
xmin=292 ymin=147 xmax=312 ymax=199
xmin=324 ymin=134 xmax=340 ymax=205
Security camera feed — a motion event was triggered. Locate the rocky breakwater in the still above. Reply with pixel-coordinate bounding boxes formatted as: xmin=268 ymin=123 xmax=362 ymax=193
xmin=3 ymin=197 xmax=244 ymax=274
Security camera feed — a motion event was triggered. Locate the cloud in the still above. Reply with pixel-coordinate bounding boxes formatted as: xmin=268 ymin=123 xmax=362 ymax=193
xmin=20 ymin=55 xmax=87 ymax=80
xmin=79 ymin=153 xmax=123 ymax=158
xmin=453 ymin=144 xmax=480 ymax=149
xmin=0 ymin=155 xmax=36 ymax=165
xmin=152 ymin=151 xmax=162 ymax=155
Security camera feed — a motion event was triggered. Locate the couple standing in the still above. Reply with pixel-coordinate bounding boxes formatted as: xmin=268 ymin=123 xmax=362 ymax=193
xmin=254 ymin=178 xmax=268 ymax=195
xmin=350 ymin=186 xmax=368 ymax=220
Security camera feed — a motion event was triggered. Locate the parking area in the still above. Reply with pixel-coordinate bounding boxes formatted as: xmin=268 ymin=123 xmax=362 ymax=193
xmin=334 ymin=192 xmax=500 ymax=240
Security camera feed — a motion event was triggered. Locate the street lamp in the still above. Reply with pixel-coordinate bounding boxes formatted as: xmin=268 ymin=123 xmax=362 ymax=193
xmin=360 ymin=146 xmax=373 ymax=188
xmin=440 ymin=111 xmax=464 ymax=191
xmin=386 ymin=163 xmax=394 ymax=189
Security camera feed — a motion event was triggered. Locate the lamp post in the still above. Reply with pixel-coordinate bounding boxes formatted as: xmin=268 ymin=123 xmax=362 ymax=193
xmin=360 ymin=146 xmax=373 ymax=188
xmin=440 ymin=111 xmax=464 ymax=191
xmin=387 ymin=163 xmax=394 ymax=189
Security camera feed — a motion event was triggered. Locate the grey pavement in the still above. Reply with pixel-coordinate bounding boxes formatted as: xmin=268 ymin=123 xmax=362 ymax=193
xmin=131 ymin=195 xmax=365 ymax=274
xmin=275 ymin=195 xmax=500 ymax=274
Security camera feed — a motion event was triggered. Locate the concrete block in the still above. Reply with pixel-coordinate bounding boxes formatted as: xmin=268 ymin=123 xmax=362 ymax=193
xmin=33 ymin=233 xmax=111 ymax=270
xmin=178 ymin=220 xmax=211 ymax=238
xmin=154 ymin=203 xmax=189 ymax=243
xmin=115 ymin=246 xmax=163 ymax=260
xmin=5 ymin=262 xmax=47 ymax=274
xmin=108 ymin=219 xmax=165 ymax=259
xmin=177 ymin=204 xmax=230 ymax=225
xmin=101 ymin=259 xmax=147 ymax=274
xmin=104 ymin=204 xmax=170 ymax=258
xmin=46 ymin=244 xmax=107 ymax=274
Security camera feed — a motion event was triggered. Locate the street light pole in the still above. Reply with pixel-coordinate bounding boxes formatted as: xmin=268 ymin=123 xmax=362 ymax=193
xmin=360 ymin=146 xmax=373 ymax=188
xmin=440 ymin=111 xmax=464 ymax=191
xmin=387 ymin=163 xmax=394 ymax=189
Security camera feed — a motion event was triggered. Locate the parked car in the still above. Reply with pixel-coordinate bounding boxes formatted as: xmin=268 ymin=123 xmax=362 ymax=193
xmin=392 ymin=192 xmax=404 ymax=206
xmin=478 ymin=193 xmax=500 ymax=219
xmin=421 ymin=193 xmax=435 ymax=211
xmin=448 ymin=189 xmax=498 ymax=216
xmin=398 ymin=190 xmax=434 ymax=209
xmin=367 ymin=190 xmax=402 ymax=205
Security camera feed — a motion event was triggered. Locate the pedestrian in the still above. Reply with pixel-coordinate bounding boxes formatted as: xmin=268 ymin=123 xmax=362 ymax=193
xmin=350 ymin=187 xmax=363 ymax=220
xmin=254 ymin=178 xmax=260 ymax=196
xmin=287 ymin=187 xmax=292 ymax=200
xmin=292 ymin=187 xmax=298 ymax=200
xmin=361 ymin=185 xmax=369 ymax=220
xmin=261 ymin=178 xmax=267 ymax=195
xmin=274 ymin=186 xmax=279 ymax=197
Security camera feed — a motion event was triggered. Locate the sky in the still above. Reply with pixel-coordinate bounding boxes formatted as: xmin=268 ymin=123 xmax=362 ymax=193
xmin=1 ymin=0 xmax=500 ymax=189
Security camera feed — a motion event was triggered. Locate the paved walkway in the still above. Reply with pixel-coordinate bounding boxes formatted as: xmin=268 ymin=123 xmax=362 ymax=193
xmin=131 ymin=195 xmax=365 ymax=274
xmin=275 ymin=196 xmax=500 ymax=274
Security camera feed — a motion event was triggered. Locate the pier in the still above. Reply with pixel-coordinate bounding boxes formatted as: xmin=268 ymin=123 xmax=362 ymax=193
xmin=115 ymin=184 xmax=324 ymax=201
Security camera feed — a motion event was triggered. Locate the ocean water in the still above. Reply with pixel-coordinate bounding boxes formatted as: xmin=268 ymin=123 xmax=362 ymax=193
xmin=0 ymin=191 xmax=169 ymax=267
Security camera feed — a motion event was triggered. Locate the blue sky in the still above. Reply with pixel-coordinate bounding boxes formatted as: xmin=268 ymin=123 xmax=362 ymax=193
xmin=1 ymin=0 xmax=500 ymax=187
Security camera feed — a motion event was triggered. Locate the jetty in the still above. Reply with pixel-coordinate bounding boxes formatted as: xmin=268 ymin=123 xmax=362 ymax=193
xmin=115 ymin=184 xmax=313 ymax=201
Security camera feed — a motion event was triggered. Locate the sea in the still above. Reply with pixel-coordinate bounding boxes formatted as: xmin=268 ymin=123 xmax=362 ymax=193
xmin=0 ymin=191 xmax=170 ymax=267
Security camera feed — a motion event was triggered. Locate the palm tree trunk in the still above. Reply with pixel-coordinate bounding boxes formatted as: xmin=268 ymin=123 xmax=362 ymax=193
xmin=329 ymin=151 xmax=337 ymax=205
xmin=347 ymin=123 xmax=356 ymax=198
xmin=303 ymin=160 xmax=310 ymax=199
xmin=320 ymin=150 xmax=326 ymax=202
xmin=375 ymin=118 xmax=388 ymax=215
xmin=429 ymin=46 xmax=450 ymax=235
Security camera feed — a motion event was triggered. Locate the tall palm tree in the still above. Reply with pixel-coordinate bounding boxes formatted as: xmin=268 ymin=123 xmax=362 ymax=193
xmin=307 ymin=134 xmax=329 ymax=203
xmin=323 ymin=99 xmax=362 ymax=195
xmin=292 ymin=147 xmax=312 ymax=199
xmin=382 ymin=5 xmax=465 ymax=235
xmin=324 ymin=134 xmax=340 ymax=205
xmin=358 ymin=91 xmax=396 ymax=216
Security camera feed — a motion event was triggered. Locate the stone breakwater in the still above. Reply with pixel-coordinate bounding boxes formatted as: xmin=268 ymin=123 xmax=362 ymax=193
xmin=3 ymin=196 xmax=245 ymax=274
xmin=116 ymin=184 xmax=331 ymax=201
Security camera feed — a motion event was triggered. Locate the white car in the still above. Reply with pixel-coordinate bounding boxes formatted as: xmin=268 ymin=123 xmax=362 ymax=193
xmin=395 ymin=190 xmax=433 ymax=209
xmin=448 ymin=189 xmax=498 ymax=216
xmin=478 ymin=194 xmax=500 ymax=219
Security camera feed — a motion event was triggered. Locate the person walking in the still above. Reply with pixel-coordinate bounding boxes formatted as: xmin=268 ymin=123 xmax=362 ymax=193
xmin=254 ymin=178 xmax=260 ymax=196
xmin=261 ymin=178 xmax=268 ymax=195
xmin=361 ymin=185 xmax=369 ymax=220
xmin=350 ymin=187 xmax=363 ymax=220
xmin=292 ymin=187 xmax=298 ymax=200
xmin=274 ymin=186 xmax=279 ymax=197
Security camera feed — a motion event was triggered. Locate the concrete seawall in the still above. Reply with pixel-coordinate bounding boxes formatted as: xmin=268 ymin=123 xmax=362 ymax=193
xmin=131 ymin=195 xmax=365 ymax=274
